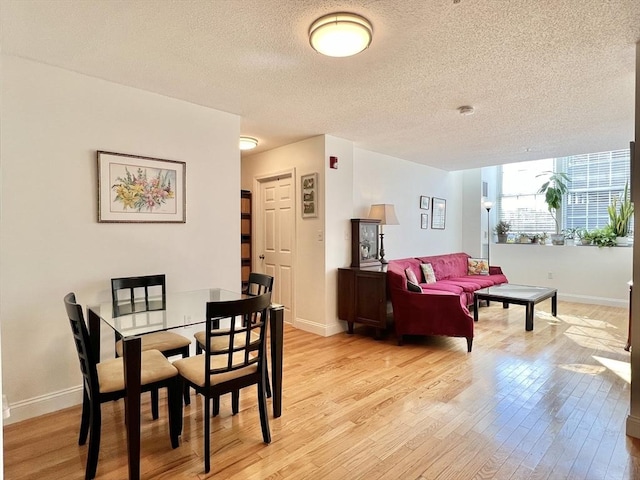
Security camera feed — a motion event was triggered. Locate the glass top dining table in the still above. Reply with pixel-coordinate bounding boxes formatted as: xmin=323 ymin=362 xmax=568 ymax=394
xmin=87 ymin=288 xmax=284 ymax=480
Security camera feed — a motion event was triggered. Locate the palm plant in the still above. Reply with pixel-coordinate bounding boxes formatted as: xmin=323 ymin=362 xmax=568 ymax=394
xmin=537 ymin=171 xmax=570 ymax=234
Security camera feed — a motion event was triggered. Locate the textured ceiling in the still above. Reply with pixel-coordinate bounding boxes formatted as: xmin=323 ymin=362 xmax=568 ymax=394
xmin=2 ymin=0 xmax=639 ymax=170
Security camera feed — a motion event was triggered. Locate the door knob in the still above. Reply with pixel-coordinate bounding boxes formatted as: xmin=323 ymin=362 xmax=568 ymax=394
xmin=259 ymin=254 xmax=265 ymax=260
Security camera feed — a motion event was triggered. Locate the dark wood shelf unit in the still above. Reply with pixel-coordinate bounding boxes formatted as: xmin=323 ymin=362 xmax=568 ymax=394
xmin=241 ymin=190 xmax=252 ymax=291
xmin=338 ymin=265 xmax=389 ymax=339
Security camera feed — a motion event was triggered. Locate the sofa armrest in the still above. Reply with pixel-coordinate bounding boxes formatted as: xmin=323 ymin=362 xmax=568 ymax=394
xmin=389 ymin=287 xmax=474 ymax=340
xmin=489 ymin=265 xmax=504 ymax=275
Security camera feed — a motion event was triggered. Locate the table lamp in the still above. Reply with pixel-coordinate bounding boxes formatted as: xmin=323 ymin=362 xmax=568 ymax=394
xmin=368 ymin=204 xmax=399 ymax=264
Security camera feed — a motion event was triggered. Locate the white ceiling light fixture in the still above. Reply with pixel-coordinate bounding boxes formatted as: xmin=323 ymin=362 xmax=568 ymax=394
xmin=309 ymin=12 xmax=373 ymax=58
xmin=239 ymin=136 xmax=258 ymax=150
xmin=458 ymin=105 xmax=475 ymax=116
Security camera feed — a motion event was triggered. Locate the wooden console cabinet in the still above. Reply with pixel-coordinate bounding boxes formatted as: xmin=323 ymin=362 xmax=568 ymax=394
xmin=338 ymin=265 xmax=388 ymax=338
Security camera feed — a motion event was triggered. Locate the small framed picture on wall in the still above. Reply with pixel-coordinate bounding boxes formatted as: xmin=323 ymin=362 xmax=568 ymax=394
xmin=431 ymin=197 xmax=446 ymax=229
xmin=301 ymin=172 xmax=318 ymax=218
xmin=421 ymin=213 xmax=429 ymax=229
xmin=420 ymin=196 xmax=430 ymax=210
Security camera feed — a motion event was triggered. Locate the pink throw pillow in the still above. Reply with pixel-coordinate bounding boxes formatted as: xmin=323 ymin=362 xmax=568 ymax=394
xmin=405 ymin=268 xmax=419 ymax=285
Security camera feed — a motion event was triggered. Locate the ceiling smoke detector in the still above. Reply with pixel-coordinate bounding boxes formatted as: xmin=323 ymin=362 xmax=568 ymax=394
xmin=458 ymin=106 xmax=475 ymax=116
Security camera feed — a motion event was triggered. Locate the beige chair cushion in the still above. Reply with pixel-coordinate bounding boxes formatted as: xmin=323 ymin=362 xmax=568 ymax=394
xmin=115 ymin=331 xmax=192 ymax=357
xmin=174 ymin=353 xmax=258 ymax=388
xmin=193 ymin=329 xmax=260 ymax=352
xmin=97 ymin=349 xmax=178 ymax=394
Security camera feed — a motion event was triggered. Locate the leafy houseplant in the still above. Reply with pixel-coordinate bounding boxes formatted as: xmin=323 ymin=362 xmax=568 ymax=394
xmin=494 ymin=220 xmax=511 ymax=243
xmin=576 ymin=228 xmax=595 ymax=245
xmin=535 ymin=232 xmax=548 ymax=245
xmin=592 ymin=226 xmax=617 ymax=248
xmin=537 ymin=171 xmax=570 ymax=244
xmin=607 ymin=180 xmax=634 ymax=244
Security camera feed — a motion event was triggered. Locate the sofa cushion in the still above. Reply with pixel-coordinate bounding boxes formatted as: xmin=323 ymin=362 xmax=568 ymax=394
xmin=467 ymin=258 xmax=489 ymax=275
xmin=449 ymin=276 xmax=496 ymax=289
xmin=407 ymin=281 xmax=423 ymax=293
xmin=416 ymin=253 xmax=470 ymax=280
xmin=405 ymin=268 xmax=419 ymax=285
xmin=420 ymin=263 xmax=437 ymax=284
xmin=421 ymin=282 xmax=464 ymax=295
xmin=487 ymin=273 xmax=508 ymax=285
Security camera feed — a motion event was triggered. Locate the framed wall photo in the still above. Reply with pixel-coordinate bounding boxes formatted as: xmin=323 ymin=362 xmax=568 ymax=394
xmin=421 ymin=213 xmax=429 ymax=229
xmin=97 ymin=150 xmax=186 ymax=223
xmin=301 ymin=172 xmax=318 ymax=218
xmin=350 ymin=218 xmax=380 ymax=267
xmin=431 ymin=197 xmax=446 ymax=229
xmin=420 ymin=196 xmax=430 ymax=210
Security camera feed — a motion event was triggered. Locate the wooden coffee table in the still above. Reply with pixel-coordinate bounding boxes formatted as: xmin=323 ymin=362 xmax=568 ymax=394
xmin=473 ymin=284 xmax=557 ymax=331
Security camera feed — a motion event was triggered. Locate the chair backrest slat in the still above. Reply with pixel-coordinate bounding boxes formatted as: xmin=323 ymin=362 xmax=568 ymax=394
xmin=64 ymin=293 xmax=100 ymax=401
xmin=246 ymin=273 xmax=274 ymax=297
xmin=111 ymin=274 xmax=166 ymax=317
xmin=204 ymin=292 xmax=271 ymax=388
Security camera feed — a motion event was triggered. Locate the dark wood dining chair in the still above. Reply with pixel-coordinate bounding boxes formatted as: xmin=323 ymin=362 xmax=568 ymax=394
xmin=174 ymin=292 xmax=272 ymax=474
xmin=64 ymin=293 xmax=182 ymax=480
xmin=111 ymin=274 xmax=192 ymax=407
xmin=194 ymin=272 xmax=274 ymax=415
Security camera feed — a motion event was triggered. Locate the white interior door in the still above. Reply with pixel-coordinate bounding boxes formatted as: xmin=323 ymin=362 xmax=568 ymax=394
xmin=257 ymin=175 xmax=294 ymax=324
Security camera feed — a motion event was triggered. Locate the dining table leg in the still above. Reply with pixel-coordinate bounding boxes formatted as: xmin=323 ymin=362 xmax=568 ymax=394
xmin=122 ymin=336 xmax=142 ymax=480
xmin=269 ymin=305 xmax=284 ymax=418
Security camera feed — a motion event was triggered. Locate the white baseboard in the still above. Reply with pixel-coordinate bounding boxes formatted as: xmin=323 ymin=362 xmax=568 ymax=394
xmin=294 ymin=317 xmax=346 ymax=337
xmin=4 ymin=385 xmax=83 ymax=425
xmin=558 ymin=293 xmax=628 ymax=308
xmin=627 ymin=414 xmax=640 ymax=438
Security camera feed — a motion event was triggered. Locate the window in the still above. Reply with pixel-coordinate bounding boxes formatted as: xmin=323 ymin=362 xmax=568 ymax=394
xmin=497 ymin=149 xmax=631 ymax=234
xmin=563 ymin=150 xmax=631 ymax=231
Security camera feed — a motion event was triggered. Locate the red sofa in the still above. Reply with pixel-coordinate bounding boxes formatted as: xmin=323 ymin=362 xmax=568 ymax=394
xmin=387 ymin=252 xmax=508 ymax=352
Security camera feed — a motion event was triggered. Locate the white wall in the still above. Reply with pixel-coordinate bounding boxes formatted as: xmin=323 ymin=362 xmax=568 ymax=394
xmin=324 ymin=136 xmax=354 ymax=335
xmin=493 ymin=243 xmax=632 ymax=306
xmin=353 ymin=149 xmax=464 ymax=259
xmin=242 ymin=139 xmax=466 ymax=337
xmin=241 ymin=136 xmax=326 ymax=334
xmin=461 ymin=169 xmax=483 ymax=258
xmin=0 ymin=56 xmax=241 ymax=423
xmin=0 ymin=50 xmax=5 ymax=473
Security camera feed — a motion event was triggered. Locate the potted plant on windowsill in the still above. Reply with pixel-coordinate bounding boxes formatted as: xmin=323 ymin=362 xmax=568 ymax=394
xmin=494 ymin=220 xmax=511 ymax=243
xmin=607 ymin=180 xmax=634 ymax=246
xmin=576 ymin=228 xmax=595 ymax=246
xmin=537 ymin=171 xmax=570 ymax=245
xmin=562 ymin=227 xmax=578 ymax=246
xmin=592 ymin=226 xmax=617 ymax=248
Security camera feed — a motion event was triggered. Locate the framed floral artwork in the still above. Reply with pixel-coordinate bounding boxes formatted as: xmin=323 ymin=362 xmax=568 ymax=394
xmin=301 ymin=172 xmax=318 ymax=218
xmin=97 ymin=151 xmax=186 ymax=223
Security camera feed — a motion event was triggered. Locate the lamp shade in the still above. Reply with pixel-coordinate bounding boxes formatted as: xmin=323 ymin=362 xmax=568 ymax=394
xmin=309 ymin=12 xmax=372 ymax=57
xmin=368 ymin=204 xmax=399 ymax=225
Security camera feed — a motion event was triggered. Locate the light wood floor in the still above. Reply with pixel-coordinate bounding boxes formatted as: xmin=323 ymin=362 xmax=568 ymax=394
xmin=5 ymin=300 xmax=640 ymax=479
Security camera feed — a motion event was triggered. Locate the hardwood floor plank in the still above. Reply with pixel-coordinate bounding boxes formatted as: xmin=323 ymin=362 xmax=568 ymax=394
xmin=4 ymin=301 xmax=639 ymax=479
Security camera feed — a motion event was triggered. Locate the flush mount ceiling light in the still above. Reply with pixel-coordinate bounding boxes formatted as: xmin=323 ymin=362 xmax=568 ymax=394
xmin=239 ymin=136 xmax=258 ymax=150
xmin=458 ymin=105 xmax=475 ymax=116
xmin=309 ymin=12 xmax=373 ymax=57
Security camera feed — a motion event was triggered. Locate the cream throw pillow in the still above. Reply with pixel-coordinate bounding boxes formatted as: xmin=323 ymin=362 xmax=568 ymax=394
xmin=420 ymin=263 xmax=437 ymax=284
